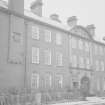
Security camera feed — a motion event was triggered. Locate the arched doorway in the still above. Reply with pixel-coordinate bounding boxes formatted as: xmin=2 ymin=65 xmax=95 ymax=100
xmin=80 ymin=76 xmax=90 ymax=97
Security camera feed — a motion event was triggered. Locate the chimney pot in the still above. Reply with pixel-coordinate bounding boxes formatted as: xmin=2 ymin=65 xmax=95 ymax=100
xmin=8 ymin=0 xmax=24 ymax=14
xmin=30 ymin=0 xmax=43 ymax=16
xmin=86 ymin=24 xmax=95 ymax=37
xmin=67 ymin=16 xmax=77 ymax=28
xmin=50 ymin=14 xmax=61 ymax=23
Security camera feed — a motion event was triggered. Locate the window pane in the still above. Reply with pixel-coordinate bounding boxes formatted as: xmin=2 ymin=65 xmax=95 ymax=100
xmin=44 ymin=49 xmax=51 ymax=65
xmin=56 ymin=33 xmax=62 ymax=45
xmin=32 ymin=47 xmax=39 ymax=64
xmin=94 ymin=45 xmax=98 ymax=55
xmin=86 ymin=58 xmax=90 ymax=69
xmin=101 ymin=61 xmax=104 ymax=71
xmin=71 ymin=38 xmax=77 ymax=48
xmin=56 ymin=52 xmax=63 ymax=66
xmin=79 ymin=39 xmax=83 ymax=49
xmin=32 ymin=26 xmax=39 ymax=40
xmin=31 ymin=73 xmax=39 ymax=89
xmin=85 ymin=42 xmax=89 ymax=52
xmin=99 ymin=46 xmax=103 ymax=55
xmin=97 ymin=79 xmax=100 ymax=91
xmin=79 ymin=56 xmax=84 ymax=68
xmin=45 ymin=30 xmax=51 ymax=42
xmin=72 ymin=55 xmax=77 ymax=67
xmin=56 ymin=75 xmax=63 ymax=88
xmin=103 ymin=78 xmax=105 ymax=91
xmin=96 ymin=60 xmax=99 ymax=71
xmin=45 ymin=74 xmax=52 ymax=88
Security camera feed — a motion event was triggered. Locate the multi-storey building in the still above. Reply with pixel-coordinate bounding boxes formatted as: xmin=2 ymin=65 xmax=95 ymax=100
xmin=0 ymin=0 xmax=69 ymax=94
xmin=69 ymin=19 xmax=105 ymax=94
xmin=25 ymin=15 xmax=69 ymax=92
xmin=0 ymin=0 xmax=105 ymax=98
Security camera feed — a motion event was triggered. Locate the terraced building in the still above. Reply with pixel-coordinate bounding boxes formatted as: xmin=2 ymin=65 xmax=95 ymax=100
xmin=0 ymin=0 xmax=105 ymax=99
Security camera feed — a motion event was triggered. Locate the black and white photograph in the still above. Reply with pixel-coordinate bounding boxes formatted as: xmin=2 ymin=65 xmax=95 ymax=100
xmin=0 ymin=0 xmax=105 ymax=105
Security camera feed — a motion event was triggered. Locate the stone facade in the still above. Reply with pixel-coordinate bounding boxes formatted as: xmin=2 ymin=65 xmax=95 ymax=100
xmin=0 ymin=0 xmax=105 ymax=101
xmin=69 ymin=25 xmax=105 ymax=94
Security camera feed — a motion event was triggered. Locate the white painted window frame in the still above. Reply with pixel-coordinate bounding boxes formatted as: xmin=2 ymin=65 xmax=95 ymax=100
xmin=31 ymin=73 xmax=39 ymax=89
xmin=45 ymin=30 xmax=51 ymax=43
xmin=56 ymin=33 xmax=62 ymax=45
xmin=56 ymin=52 xmax=63 ymax=66
xmin=44 ymin=49 xmax=51 ymax=65
xmin=32 ymin=47 xmax=39 ymax=64
xmin=32 ymin=25 xmax=39 ymax=40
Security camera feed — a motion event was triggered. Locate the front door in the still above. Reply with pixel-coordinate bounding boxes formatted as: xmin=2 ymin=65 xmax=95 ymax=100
xmin=80 ymin=76 xmax=90 ymax=97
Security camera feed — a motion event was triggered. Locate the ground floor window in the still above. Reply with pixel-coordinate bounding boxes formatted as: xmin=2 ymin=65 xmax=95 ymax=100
xmin=55 ymin=75 xmax=63 ymax=88
xmin=97 ymin=79 xmax=100 ymax=91
xmin=31 ymin=73 xmax=39 ymax=89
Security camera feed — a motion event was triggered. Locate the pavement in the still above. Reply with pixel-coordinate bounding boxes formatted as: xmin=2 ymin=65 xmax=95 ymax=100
xmin=49 ymin=97 xmax=105 ymax=105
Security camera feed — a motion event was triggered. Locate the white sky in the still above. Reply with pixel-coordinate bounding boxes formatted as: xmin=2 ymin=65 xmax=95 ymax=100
xmin=21 ymin=0 xmax=105 ymax=42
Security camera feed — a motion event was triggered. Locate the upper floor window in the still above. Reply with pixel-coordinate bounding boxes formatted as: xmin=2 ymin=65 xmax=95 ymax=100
xmin=79 ymin=56 xmax=84 ymax=68
xmin=97 ymin=79 xmax=100 ymax=91
xmin=95 ymin=60 xmax=99 ymax=71
xmin=71 ymin=37 xmax=77 ymax=48
xmin=79 ymin=39 xmax=83 ymax=50
xmin=56 ymin=75 xmax=63 ymax=88
xmin=100 ymin=61 xmax=104 ymax=71
xmin=94 ymin=45 xmax=98 ymax=55
xmin=85 ymin=42 xmax=90 ymax=52
xmin=99 ymin=46 xmax=104 ymax=55
xmin=32 ymin=47 xmax=39 ymax=64
xmin=104 ymin=48 xmax=105 ymax=54
xmin=31 ymin=73 xmax=39 ymax=89
xmin=44 ymin=49 xmax=51 ymax=65
xmin=56 ymin=52 xmax=63 ymax=66
xmin=86 ymin=58 xmax=90 ymax=69
xmin=45 ymin=30 xmax=51 ymax=43
xmin=103 ymin=78 xmax=105 ymax=91
xmin=56 ymin=33 xmax=62 ymax=45
xmin=32 ymin=26 xmax=39 ymax=40
xmin=71 ymin=55 xmax=77 ymax=67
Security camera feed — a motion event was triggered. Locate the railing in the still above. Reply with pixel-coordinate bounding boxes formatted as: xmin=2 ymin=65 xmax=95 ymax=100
xmin=0 ymin=91 xmax=83 ymax=105
xmin=41 ymin=90 xmax=84 ymax=104
xmin=0 ymin=88 xmax=101 ymax=105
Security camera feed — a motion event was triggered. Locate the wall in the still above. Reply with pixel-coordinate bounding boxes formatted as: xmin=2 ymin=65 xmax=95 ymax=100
xmin=25 ymin=21 xmax=69 ymax=91
xmin=0 ymin=11 xmax=25 ymax=89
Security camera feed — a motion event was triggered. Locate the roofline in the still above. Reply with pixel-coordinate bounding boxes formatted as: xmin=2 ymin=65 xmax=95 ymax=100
xmin=93 ymin=40 xmax=105 ymax=46
xmin=0 ymin=7 xmax=69 ymax=33
xmin=25 ymin=15 xmax=68 ymax=33
xmin=70 ymin=32 xmax=105 ymax=46
xmin=75 ymin=25 xmax=93 ymax=39
xmin=0 ymin=7 xmax=105 ymax=46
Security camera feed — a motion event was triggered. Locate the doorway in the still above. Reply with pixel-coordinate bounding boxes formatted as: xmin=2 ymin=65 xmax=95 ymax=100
xmin=80 ymin=76 xmax=90 ymax=96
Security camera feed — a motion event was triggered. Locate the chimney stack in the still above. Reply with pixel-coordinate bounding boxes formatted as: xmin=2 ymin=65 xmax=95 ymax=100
xmin=67 ymin=16 xmax=77 ymax=28
xmin=30 ymin=0 xmax=43 ymax=17
xmin=8 ymin=0 xmax=24 ymax=14
xmin=50 ymin=14 xmax=61 ymax=23
xmin=86 ymin=24 xmax=95 ymax=37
